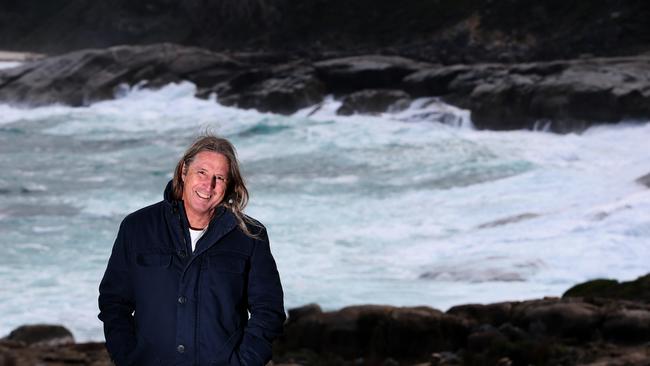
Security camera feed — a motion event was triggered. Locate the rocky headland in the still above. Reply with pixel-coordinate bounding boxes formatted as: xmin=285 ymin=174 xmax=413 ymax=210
xmin=2 ymin=274 xmax=650 ymax=366
xmin=1 ymin=43 xmax=650 ymax=133
xmin=1 ymin=1 xmax=650 ymax=133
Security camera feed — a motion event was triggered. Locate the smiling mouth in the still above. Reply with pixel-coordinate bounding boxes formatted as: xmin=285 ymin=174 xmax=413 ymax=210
xmin=195 ymin=190 xmax=212 ymax=200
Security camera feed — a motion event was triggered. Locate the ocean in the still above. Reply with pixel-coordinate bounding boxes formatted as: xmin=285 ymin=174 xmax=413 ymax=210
xmin=1 ymin=63 xmax=649 ymax=341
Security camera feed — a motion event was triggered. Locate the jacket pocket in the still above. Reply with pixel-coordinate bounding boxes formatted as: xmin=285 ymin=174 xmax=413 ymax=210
xmin=136 ymin=253 xmax=173 ymax=267
xmin=127 ymin=334 xmax=161 ymax=366
xmin=208 ymin=251 xmax=247 ymax=274
xmin=210 ymin=328 xmax=244 ymax=366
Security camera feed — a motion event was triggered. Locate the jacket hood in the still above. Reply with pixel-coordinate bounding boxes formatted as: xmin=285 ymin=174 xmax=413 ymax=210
xmin=163 ymin=179 xmax=175 ymax=203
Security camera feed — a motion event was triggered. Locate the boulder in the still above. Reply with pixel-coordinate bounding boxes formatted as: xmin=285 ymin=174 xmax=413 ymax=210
xmin=203 ymin=62 xmax=325 ymax=114
xmin=336 ymin=89 xmax=411 ymax=115
xmin=6 ymin=324 xmax=74 ymax=347
xmin=466 ymin=325 xmax=509 ymax=352
xmin=278 ymin=305 xmax=469 ymax=361
xmin=563 ymin=273 xmax=650 ymax=302
xmin=602 ymin=308 xmax=650 ymax=342
xmin=511 ymin=299 xmax=600 ymax=340
xmin=447 ymin=302 xmax=514 ymax=327
xmin=287 ymin=303 xmax=323 ymax=323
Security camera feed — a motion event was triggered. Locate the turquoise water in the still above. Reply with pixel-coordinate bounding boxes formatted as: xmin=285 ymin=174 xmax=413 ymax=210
xmin=1 ymin=80 xmax=649 ymax=341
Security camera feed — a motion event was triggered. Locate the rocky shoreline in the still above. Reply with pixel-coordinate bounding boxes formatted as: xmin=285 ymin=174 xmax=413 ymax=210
xmin=2 ymin=274 xmax=649 ymax=366
xmin=1 ymin=43 xmax=650 ymax=133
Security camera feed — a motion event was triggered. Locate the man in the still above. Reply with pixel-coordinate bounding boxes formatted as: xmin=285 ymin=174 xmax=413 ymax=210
xmin=98 ymin=135 xmax=285 ymax=365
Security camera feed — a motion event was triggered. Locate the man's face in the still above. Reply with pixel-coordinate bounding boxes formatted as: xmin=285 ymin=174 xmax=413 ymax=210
xmin=182 ymin=151 xmax=229 ymax=224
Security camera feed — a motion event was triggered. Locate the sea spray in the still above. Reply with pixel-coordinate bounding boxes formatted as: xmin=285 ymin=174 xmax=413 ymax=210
xmin=1 ymin=82 xmax=649 ymax=341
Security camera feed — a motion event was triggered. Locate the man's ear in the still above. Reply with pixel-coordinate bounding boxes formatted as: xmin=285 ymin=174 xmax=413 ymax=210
xmin=181 ymin=162 xmax=187 ymax=182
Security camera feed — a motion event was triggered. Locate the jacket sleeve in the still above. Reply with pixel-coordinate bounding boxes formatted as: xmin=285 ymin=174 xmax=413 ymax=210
xmin=98 ymin=221 xmax=137 ymax=366
xmin=238 ymin=228 xmax=286 ymax=365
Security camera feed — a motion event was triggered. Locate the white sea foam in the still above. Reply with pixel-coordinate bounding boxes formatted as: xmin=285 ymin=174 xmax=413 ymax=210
xmin=1 ymin=85 xmax=649 ymax=341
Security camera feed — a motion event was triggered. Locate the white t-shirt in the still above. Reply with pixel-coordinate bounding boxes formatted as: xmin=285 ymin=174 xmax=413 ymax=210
xmin=189 ymin=227 xmax=207 ymax=252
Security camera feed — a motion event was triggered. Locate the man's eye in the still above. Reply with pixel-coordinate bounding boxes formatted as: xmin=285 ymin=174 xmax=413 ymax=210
xmin=216 ymin=176 xmax=225 ymax=182
xmin=198 ymin=170 xmax=206 ymax=176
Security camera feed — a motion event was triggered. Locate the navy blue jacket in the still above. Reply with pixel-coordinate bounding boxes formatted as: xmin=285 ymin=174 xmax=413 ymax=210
xmin=98 ymin=182 xmax=286 ymax=365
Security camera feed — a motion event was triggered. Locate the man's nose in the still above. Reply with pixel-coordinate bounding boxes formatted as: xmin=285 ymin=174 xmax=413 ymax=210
xmin=210 ymin=175 xmax=216 ymax=190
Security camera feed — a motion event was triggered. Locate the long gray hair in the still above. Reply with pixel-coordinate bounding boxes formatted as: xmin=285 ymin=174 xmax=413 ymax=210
xmin=172 ymin=134 xmax=259 ymax=237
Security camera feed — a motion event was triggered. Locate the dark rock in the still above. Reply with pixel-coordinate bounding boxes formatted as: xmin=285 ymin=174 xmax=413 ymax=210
xmin=0 ymin=43 xmax=243 ymax=107
xmin=206 ymin=62 xmax=325 ymax=114
xmin=497 ymin=323 xmax=528 ymax=342
xmin=314 ymin=55 xmax=432 ymax=94
xmin=447 ymin=302 xmax=513 ymax=327
xmin=512 ymin=299 xmax=600 ymax=340
xmin=403 ymin=64 xmax=503 ymax=97
xmin=563 ymin=273 xmax=650 ymax=302
xmin=0 ymin=340 xmax=110 ymax=366
xmin=277 ymin=305 xmax=470 ymax=361
xmin=3 ymin=44 xmax=650 ymax=133
xmin=287 ymin=303 xmax=323 ymax=323
xmin=636 ymin=172 xmax=650 ymax=188
xmin=405 ymin=57 xmax=650 ymax=133
xmin=336 ymin=89 xmax=411 ymax=116
xmin=6 ymin=324 xmax=74 ymax=347
xmin=0 ymin=44 xmax=323 ymax=115
xmin=602 ymin=308 xmax=650 ymax=343
xmin=468 ymin=57 xmax=650 ymax=133
xmin=466 ymin=325 xmax=508 ymax=352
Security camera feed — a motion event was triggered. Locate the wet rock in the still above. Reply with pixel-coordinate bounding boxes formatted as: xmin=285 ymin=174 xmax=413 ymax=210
xmin=314 ymin=55 xmax=432 ymax=94
xmin=466 ymin=325 xmax=508 ymax=352
xmin=2 ymin=44 xmax=650 ymax=132
xmin=403 ymin=64 xmax=504 ymax=97
xmin=602 ymin=308 xmax=650 ymax=343
xmin=497 ymin=323 xmax=528 ymax=342
xmin=336 ymin=89 xmax=411 ymax=115
xmin=447 ymin=302 xmax=513 ymax=327
xmin=563 ymin=273 xmax=650 ymax=302
xmin=277 ymin=305 xmax=469 ymax=361
xmin=468 ymin=57 xmax=650 ymax=133
xmin=287 ymin=303 xmax=323 ymax=323
xmin=207 ymin=62 xmax=325 ymax=114
xmin=0 ymin=339 xmax=110 ymax=366
xmin=405 ymin=57 xmax=650 ymax=133
xmin=6 ymin=324 xmax=74 ymax=347
xmin=0 ymin=43 xmax=242 ymax=107
xmin=512 ymin=299 xmax=600 ymax=340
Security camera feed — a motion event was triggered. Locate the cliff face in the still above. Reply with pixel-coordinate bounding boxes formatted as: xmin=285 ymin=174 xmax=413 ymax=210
xmin=1 ymin=0 xmax=649 ymax=62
